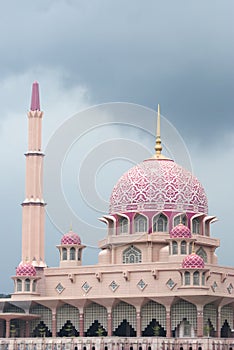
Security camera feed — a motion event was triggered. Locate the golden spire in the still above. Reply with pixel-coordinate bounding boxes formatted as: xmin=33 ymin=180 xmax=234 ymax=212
xmin=152 ymin=104 xmax=169 ymax=160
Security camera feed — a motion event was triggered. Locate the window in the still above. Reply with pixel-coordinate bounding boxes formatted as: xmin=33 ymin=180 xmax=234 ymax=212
xmin=123 ymin=245 xmax=142 ymax=264
xmin=193 ymin=271 xmax=199 ymax=286
xmin=192 ymin=218 xmax=200 ymax=234
xmin=134 ymin=214 xmax=147 ymax=233
xmin=181 ymin=241 xmax=187 ymax=254
xmin=78 ymin=249 xmax=81 ymax=261
xmin=25 ymin=279 xmax=30 ymax=292
xmin=62 ymin=247 xmax=67 ymax=260
xmin=70 ymin=247 xmax=76 ymax=260
xmin=184 ymin=272 xmax=190 ymax=285
xmin=202 ymin=272 xmax=205 ymax=285
xmin=119 ymin=217 xmax=128 ymax=234
xmin=174 ymin=214 xmax=187 ymax=227
xmin=189 ymin=242 xmax=193 ymax=254
xmin=153 ymin=213 xmax=168 ymax=232
xmin=172 ymin=241 xmax=178 ymax=255
xmin=17 ymin=279 xmax=22 ymax=292
xmin=196 ymin=247 xmax=207 ymax=263
xmin=32 ymin=280 xmax=36 ymax=292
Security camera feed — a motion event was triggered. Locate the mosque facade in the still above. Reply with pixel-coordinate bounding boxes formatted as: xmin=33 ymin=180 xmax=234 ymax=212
xmin=0 ymin=82 xmax=234 ymax=349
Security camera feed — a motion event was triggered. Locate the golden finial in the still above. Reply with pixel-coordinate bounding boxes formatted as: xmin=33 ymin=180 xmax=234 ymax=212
xmin=192 ymin=241 xmax=195 ymax=254
xmin=69 ymin=221 xmax=73 ymax=231
xmin=152 ymin=104 xmax=169 ymax=160
xmin=155 ymin=104 xmax=162 ymax=157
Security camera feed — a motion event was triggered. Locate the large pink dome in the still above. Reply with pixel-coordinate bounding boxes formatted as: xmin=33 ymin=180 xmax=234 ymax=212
xmin=61 ymin=230 xmax=81 ymax=245
xmin=170 ymin=223 xmax=192 ymax=238
xmin=109 ymin=159 xmax=208 ymax=215
xmin=182 ymin=253 xmax=205 ymax=269
xmin=16 ymin=263 xmax=36 ymax=276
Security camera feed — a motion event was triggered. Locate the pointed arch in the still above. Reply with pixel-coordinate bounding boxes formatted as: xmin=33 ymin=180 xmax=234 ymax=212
xmin=196 ymin=247 xmax=207 ymax=263
xmin=134 ymin=213 xmax=148 ymax=233
xmin=30 ymin=304 xmax=52 ymax=337
xmin=153 ymin=213 xmax=168 ymax=232
xmin=181 ymin=241 xmax=187 ymax=254
xmin=141 ymin=300 xmax=166 ymax=336
xmin=117 ymin=214 xmax=129 ymax=234
xmin=123 ymin=245 xmax=142 ymax=264
xmin=171 ymin=300 xmax=197 ymax=332
xmin=174 ymin=214 xmax=187 ymax=227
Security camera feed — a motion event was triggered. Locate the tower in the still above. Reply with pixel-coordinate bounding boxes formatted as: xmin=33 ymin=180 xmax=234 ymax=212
xmin=21 ymin=82 xmax=46 ymax=267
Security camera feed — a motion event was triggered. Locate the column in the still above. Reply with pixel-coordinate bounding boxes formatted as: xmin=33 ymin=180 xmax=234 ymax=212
xmin=6 ymin=319 xmax=10 ymax=338
xmin=52 ymin=309 xmax=57 ymax=337
xmin=196 ymin=307 xmax=204 ymax=337
xmin=108 ymin=312 xmax=112 ymax=336
xmin=79 ymin=313 xmax=84 ymax=337
xmin=136 ymin=311 xmax=141 ymax=337
xmin=25 ymin=321 xmax=30 ymax=337
xmin=216 ymin=308 xmax=221 ymax=338
xmin=166 ymin=309 xmax=171 ymax=338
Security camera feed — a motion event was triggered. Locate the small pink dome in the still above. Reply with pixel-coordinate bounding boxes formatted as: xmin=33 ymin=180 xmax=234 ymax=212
xmin=170 ymin=223 xmax=192 ymax=238
xmin=16 ymin=263 xmax=36 ymax=276
xmin=182 ymin=253 xmax=204 ymax=269
xmin=61 ymin=230 xmax=81 ymax=245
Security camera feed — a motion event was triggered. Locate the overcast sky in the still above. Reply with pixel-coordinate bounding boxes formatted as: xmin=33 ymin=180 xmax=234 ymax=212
xmin=0 ymin=1 xmax=233 ymax=293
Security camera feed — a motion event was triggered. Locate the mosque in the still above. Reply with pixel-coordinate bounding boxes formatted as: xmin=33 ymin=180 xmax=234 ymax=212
xmin=0 ymin=82 xmax=234 ymax=349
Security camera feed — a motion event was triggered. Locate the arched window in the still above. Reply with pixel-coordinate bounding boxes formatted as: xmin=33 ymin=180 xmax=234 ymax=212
xmin=62 ymin=247 xmax=67 ymax=260
xmin=153 ymin=213 xmax=168 ymax=232
xmin=172 ymin=241 xmax=178 ymax=255
xmin=174 ymin=214 xmax=187 ymax=227
xmin=25 ymin=278 xmax=30 ymax=292
xmin=202 ymin=272 xmax=205 ymax=285
xmin=192 ymin=218 xmax=200 ymax=234
xmin=189 ymin=242 xmax=193 ymax=254
xmin=17 ymin=279 xmax=22 ymax=292
xmin=78 ymin=249 xmax=81 ymax=261
xmin=193 ymin=271 xmax=200 ymax=286
xmin=184 ymin=272 xmax=190 ymax=285
xmin=123 ymin=245 xmax=142 ymax=264
xmin=134 ymin=214 xmax=147 ymax=233
xmin=70 ymin=247 xmax=76 ymax=260
xmin=181 ymin=241 xmax=187 ymax=254
xmin=196 ymin=247 xmax=207 ymax=263
xmin=32 ymin=280 xmax=36 ymax=292
xmin=119 ymin=217 xmax=128 ymax=234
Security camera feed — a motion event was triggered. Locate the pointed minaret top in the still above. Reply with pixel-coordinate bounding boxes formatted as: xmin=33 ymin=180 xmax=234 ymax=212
xmin=151 ymin=104 xmax=170 ymax=160
xmin=30 ymin=81 xmax=40 ymax=111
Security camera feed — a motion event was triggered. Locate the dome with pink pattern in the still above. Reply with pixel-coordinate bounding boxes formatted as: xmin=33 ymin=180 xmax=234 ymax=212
xmin=170 ymin=223 xmax=192 ymax=238
xmin=16 ymin=263 xmax=36 ymax=276
xmin=61 ymin=230 xmax=81 ymax=245
xmin=109 ymin=159 xmax=208 ymax=215
xmin=182 ymin=253 xmax=204 ymax=269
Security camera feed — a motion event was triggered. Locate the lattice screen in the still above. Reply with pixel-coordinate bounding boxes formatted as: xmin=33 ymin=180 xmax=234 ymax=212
xmin=171 ymin=300 xmax=197 ymax=330
xmin=203 ymin=304 xmax=217 ymax=330
xmin=141 ymin=301 xmax=166 ymax=331
xmin=57 ymin=304 xmax=79 ymax=332
xmin=221 ymin=305 xmax=233 ymax=328
xmin=30 ymin=305 xmax=52 ymax=333
xmin=84 ymin=303 xmax=107 ymax=332
xmin=112 ymin=301 xmax=136 ymax=331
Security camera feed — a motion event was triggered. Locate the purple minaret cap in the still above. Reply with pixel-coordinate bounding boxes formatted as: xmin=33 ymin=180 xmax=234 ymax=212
xmin=30 ymin=81 xmax=40 ymax=111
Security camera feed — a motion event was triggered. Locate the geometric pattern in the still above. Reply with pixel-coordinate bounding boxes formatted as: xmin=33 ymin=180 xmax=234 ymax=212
xmin=16 ymin=263 xmax=36 ymax=276
xmin=84 ymin=303 xmax=107 ymax=332
xmin=61 ymin=231 xmax=81 ymax=245
xmin=170 ymin=223 xmax=191 ymax=238
xmin=109 ymin=280 xmax=119 ymax=292
xmin=182 ymin=253 xmax=204 ymax=269
xmin=82 ymin=282 xmax=91 ymax=293
xmin=166 ymin=278 xmax=176 ymax=290
xmin=137 ymin=279 xmax=147 ymax=291
xmin=55 ymin=283 xmax=65 ymax=294
xmin=109 ymin=159 xmax=208 ymax=215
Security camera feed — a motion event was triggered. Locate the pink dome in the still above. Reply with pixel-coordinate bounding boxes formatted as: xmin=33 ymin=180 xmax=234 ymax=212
xmin=170 ymin=223 xmax=192 ymax=238
xmin=182 ymin=253 xmax=205 ymax=269
xmin=16 ymin=263 xmax=36 ymax=276
xmin=109 ymin=159 xmax=208 ymax=215
xmin=61 ymin=230 xmax=81 ymax=245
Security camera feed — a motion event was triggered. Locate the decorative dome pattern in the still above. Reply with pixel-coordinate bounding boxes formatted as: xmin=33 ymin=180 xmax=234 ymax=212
xmin=109 ymin=159 xmax=208 ymax=215
xmin=170 ymin=223 xmax=192 ymax=238
xmin=16 ymin=263 xmax=36 ymax=276
xmin=182 ymin=253 xmax=204 ymax=269
xmin=61 ymin=231 xmax=81 ymax=245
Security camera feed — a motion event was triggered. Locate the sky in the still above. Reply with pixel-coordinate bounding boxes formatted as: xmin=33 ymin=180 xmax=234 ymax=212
xmin=0 ymin=0 xmax=233 ymax=293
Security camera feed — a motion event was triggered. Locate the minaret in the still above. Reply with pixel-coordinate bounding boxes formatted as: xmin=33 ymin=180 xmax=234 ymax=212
xmin=21 ymin=82 xmax=46 ymax=267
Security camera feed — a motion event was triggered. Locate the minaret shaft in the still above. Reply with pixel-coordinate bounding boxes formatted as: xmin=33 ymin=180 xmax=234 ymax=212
xmin=21 ymin=82 xmax=46 ymax=267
